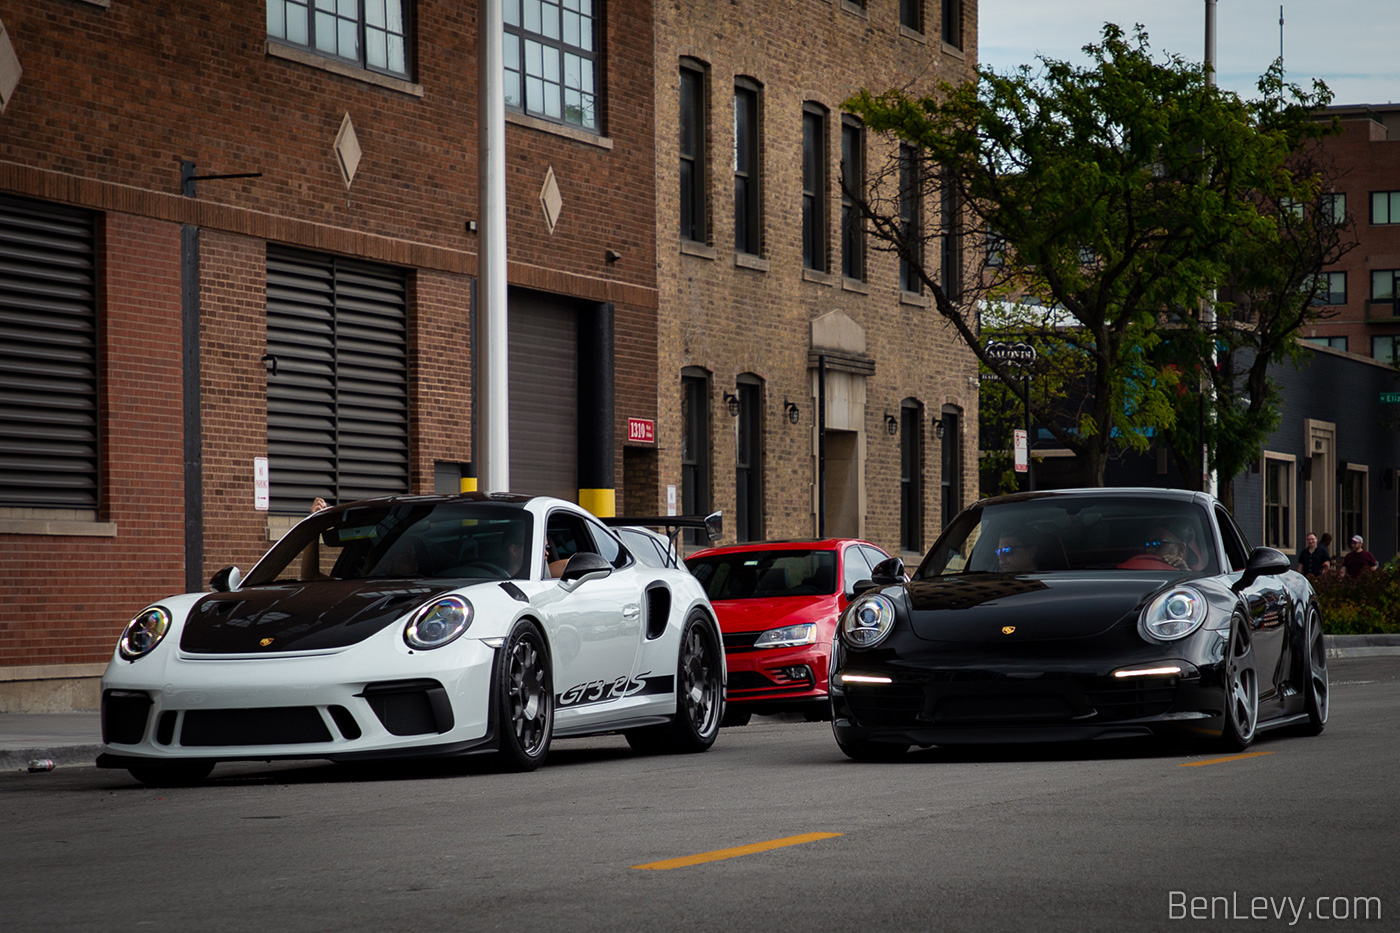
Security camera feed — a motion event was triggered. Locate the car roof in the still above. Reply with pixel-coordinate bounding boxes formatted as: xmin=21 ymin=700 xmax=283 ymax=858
xmin=686 ymin=538 xmax=873 ymax=559
xmin=971 ymin=487 xmax=1216 ymax=509
xmin=314 ymin=491 xmax=556 ymax=510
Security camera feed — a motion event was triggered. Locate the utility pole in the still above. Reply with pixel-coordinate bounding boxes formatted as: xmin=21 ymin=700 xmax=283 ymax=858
xmin=478 ymin=0 xmax=510 ymax=491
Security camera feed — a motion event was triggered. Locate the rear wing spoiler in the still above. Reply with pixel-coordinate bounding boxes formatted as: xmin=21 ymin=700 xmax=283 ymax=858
xmin=601 ymin=511 xmax=723 ymax=543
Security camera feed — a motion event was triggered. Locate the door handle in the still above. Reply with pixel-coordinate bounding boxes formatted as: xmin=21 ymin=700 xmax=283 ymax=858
xmin=622 ymin=604 xmax=640 ymax=620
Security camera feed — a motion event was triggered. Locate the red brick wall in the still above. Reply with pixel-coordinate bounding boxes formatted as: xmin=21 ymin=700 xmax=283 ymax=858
xmin=198 ymin=231 xmax=274 ymax=577
xmin=0 ymin=213 xmax=186 ymax=667
xmin=0 ymin=0 xmax=659 ymax=674
xmin=1302 ymin=115 xmax=1400 ymax=358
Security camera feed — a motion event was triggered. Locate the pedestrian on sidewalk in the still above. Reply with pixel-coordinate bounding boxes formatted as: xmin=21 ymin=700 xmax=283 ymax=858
xmin=1341 ymin=535 xmax=1378 ymax=578
xmin=1298 ymin=532 xmax=1331 ymax=577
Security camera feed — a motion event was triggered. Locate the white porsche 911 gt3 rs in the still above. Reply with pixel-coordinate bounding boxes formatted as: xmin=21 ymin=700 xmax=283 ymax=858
xmin=97 ymin=493 xmax=726 ymax=785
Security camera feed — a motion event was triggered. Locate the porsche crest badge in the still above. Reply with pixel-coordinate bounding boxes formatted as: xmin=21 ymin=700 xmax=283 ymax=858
xmin=260 ymin=637 xmax=275 ymax=647
xmin=1001 ymin=626 xmax=1016 ymax=635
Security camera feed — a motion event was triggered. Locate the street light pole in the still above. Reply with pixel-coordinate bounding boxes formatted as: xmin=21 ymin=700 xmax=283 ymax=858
xmin=1201 ymin=0 xmax=1219 ymax=497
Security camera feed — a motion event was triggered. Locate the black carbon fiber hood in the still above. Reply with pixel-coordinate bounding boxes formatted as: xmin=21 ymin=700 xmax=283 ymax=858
xmin=179 ymin=580 xmax=457 ymax=654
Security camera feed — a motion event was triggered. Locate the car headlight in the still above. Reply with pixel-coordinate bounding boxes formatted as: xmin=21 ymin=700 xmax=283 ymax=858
xmin=404 ymin=596 xmax=474 ymax=650
xmin=839 ymin=594 xmax=897 ymax=649
xmin=119 ymin=606 xmax=171 ymax=661
xmin=753 ymin=623 xmax=818 ymax=649
xmin=1140 ymin=586 xmax=1207 ymax=642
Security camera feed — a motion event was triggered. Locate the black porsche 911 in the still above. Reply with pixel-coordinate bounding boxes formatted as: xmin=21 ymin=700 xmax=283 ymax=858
xmin=829 ymin=489 xmax=1329 ymax=761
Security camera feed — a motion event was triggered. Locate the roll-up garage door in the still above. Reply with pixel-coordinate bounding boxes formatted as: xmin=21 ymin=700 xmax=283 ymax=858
xmin=0 ymin=195 xmax=98 ymax=508
xmin=266 ymin=246 xmax=408 ymax=512
xmin=508 ymin=288 xmax=577 ymax=500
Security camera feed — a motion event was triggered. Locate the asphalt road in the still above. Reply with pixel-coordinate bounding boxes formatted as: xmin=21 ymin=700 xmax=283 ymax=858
xmin=5 ymin=657 xmax=1397 ymax=933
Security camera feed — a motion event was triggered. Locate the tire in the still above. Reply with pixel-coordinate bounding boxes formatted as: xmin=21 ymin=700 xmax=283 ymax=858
xmin=803 ymin=703 xmax=832 ymax=723
xmin=626 ymin=612 xmax=723 ymax=754
xmin=836 ymin=738 xmax=910 ymax=762
xmin=1300 ymin=606 xmax=1329 ymax=736
xmin=497 ymin=620 xmax=553 ymax=771
xmin=127 ymin=761 xmax=215 ymax=787
xmin=1220 ymin=618 xmax=1259 ymax=751
xmin=721 ymin=706 xmax=753 ymax=727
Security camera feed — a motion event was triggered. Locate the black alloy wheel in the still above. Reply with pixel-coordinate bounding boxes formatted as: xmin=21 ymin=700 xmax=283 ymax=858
xmin=1301 ymin=606 xmax=1329 ymax=735
xmin=626 ymin=611 xmax=723 ymax=754
xmin=498 ymin=620 xmax=553 ymax=771
xmin=1221 ymin=617 xmax=1259 ymax=750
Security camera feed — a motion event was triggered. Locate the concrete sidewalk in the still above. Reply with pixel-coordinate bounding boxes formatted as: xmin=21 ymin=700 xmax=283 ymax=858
xmin=5 ymin=635 xmax=1398 ymax=774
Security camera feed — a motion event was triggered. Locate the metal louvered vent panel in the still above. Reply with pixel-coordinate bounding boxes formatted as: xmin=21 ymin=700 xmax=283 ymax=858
xmin=266 ymin=247 xmax=408 ymax=512
xmin=0 ymin=195 xmax=98 ymax=508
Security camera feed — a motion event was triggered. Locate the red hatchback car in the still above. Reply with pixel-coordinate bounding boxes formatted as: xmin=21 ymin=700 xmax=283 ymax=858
xmin=685 ymin=539 xmax=891 ymax=725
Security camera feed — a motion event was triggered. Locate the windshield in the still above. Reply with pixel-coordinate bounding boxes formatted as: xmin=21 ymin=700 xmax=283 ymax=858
xmin=244 ymin=502 xmax=535 ymax=585
xmin=915 ymin=496 xmax=1219 ymax=578
xmin=686 ymin=549 xmax=837 ymax=600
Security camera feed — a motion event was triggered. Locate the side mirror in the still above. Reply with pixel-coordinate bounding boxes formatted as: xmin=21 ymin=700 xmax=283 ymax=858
xmin=870 ymin=557 xmax=906 ymax=585
xmin=852 ymin=579 xmax=881 ymax=597
xmin=560 ymin=552 xmax=613 ymax=587
xmin=210 ymin=566 xmax=242 ymax=592
xmin=1234 ymin=547 xmax=1291 ymax=590
xmin=703 ymin=511 xmax=723 ymax=542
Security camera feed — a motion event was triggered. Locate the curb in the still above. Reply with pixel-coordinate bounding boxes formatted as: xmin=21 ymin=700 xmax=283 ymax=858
xmin=1 ymin=744 xmax=103 ymax=773
xmin=1324 ymin=634 xmax=1400 ymax=658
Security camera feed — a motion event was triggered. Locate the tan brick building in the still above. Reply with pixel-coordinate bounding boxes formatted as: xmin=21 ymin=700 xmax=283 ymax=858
xmin=0 ymin=0 xmax=657 ymax=709
xmin=652 ymin=0 xmax=981 ymax=557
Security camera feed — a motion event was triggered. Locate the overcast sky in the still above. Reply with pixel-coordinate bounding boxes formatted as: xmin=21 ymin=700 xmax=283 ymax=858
xmin=978 ymin=1 xmax=1400 ymax=106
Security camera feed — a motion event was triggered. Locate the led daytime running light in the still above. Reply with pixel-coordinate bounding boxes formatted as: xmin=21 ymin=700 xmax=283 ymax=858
xmin=841 ymin=673 xmax=894 ymax=684
xmin=1113 ymin=665 xmax=1183 ymax=679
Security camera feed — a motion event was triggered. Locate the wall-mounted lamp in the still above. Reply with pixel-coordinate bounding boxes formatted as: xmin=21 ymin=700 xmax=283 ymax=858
xmin=605 ymin=248 xmax=622 ymax=263
xmin=884 ymin=412 xmax=899 ymax=436
xmin=930 ymin=417 xmax=947 ymax=440
xmin=783 ymin=399 xmax=801 ymax=425
xmin=723 ymin=391 xmax=740 ymax=417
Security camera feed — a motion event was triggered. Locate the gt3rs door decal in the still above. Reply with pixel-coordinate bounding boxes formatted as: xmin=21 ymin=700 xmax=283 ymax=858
xmin=557 ymin=672 xmax=675 ymax=708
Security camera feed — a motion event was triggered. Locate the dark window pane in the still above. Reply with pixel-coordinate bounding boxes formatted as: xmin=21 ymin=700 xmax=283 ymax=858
xmin=802 ymin=110 xmax=827 ymax=271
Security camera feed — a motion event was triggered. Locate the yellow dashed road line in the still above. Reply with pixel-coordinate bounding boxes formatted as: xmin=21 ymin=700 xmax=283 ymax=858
xmin=1179 ymin=751 xmax=1275 ymax=767
xmin=632 ymin=832 xmax=844 ymax=870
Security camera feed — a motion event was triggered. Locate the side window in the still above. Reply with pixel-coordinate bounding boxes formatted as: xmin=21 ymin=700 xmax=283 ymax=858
xmin=860 ymin=545 xmax=891 ymax=572
xmin=617 ymin=528 xmax=667 ymax=568
xmin=1216 ymin=507 xmax=1251 ymax=572
xmin=545 ymin=512 xmax=593 ymax=573
xmin=842 ymin=546 xmax=875 ymax=594
xmin=585 ymin=517 xmax=630 ymax=569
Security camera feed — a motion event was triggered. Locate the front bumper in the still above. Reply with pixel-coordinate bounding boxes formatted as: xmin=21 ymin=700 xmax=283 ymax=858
xmin=723 ymin=641 xmax=830 ymax=712
xmin=97 ymin=637 xmax=500 ymax=767
xmin=831 ymin=630 xmax=1231 ymax=746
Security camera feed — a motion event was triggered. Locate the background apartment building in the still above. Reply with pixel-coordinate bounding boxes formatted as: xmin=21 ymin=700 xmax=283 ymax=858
xmin=0 ymin=0 xmax=658 ymax=710
xmin=1303 ymin=104 xmax=1400 ymax=362
xmin=654 ymin=0 xmax=981 ymax=558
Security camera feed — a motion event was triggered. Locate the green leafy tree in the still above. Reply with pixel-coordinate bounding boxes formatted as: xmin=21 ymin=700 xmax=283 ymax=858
xmin=1158 ymin=87 xmax=1355 ymax=510
xmin=846 ymin=25 xmax=1343 ymax=487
